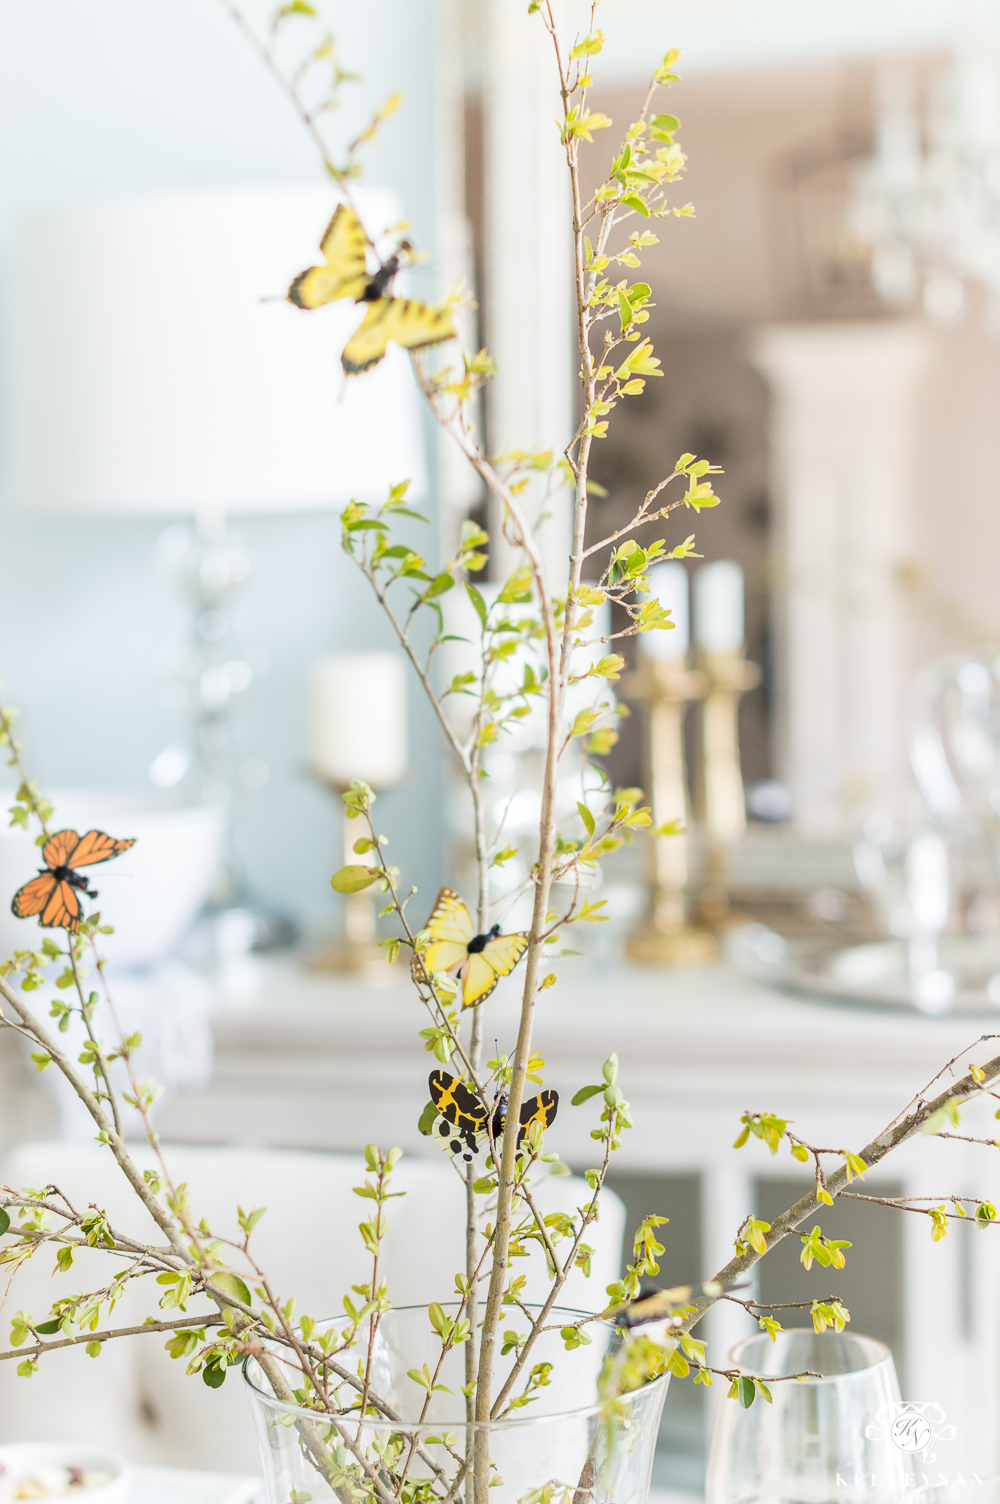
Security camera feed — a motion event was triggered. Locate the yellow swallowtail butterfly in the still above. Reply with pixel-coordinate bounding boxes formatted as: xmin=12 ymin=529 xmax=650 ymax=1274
xmin=427 ymin=1069 xmax=559 ymax=1165
xmin=287 ymin=203 xmax=456 ymax=374
xmin=420 ymin=886 xmax=529 ymax=1009
xmin=610 ymin=1280 xmax=728 ymax=1331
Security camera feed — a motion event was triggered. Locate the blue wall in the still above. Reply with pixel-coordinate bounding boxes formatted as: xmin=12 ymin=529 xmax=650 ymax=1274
xmin=0 ymin=0 xmax=445 ymax=934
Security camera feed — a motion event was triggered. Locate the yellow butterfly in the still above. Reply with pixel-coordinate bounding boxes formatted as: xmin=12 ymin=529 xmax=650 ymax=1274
xmin=610 ymin=1281 xmax=726 ymax=1331
xmin=420 ymin=887 xmax=528 ymax=1009
xmin=287 ymin=203 xmax=456 ymax=375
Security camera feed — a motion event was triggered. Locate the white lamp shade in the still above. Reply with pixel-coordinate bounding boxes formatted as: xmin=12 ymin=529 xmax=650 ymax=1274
xmin=308 ymin=652 xmax=408 ymax=789
xmin=9 ymin=184 xmax=428 ymax=515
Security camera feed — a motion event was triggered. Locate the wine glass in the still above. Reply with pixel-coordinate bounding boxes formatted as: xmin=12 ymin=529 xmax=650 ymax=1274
xmin=706 ymin=1330 xmax=907 ymax=1504
xmin=908 ymin=654 xmax=1000 ymax=832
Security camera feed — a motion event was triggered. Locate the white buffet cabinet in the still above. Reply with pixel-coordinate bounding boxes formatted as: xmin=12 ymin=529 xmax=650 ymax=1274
xmin=2 ymin=953 xmax=997 ymax=1482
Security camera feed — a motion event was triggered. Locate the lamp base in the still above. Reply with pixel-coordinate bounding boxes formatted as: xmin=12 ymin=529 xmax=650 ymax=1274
xmin=626 ymin=921 xmax=719 ymax=966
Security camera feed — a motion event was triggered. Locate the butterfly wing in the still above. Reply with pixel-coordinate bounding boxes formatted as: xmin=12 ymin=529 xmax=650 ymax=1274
xmin=11 ymin=872 xmax=57 ymax=919
xmin=41 ymin=830 xmax=80 ymax=870
xmin=429 ymin=1070 xmax=485 ymax=1125
xmin=287 ymin=204 xmax=370 ymax=309
xmin=381 ymin=297 xmax=455 ymax=356
xmin=458 ymin=952 xmax=501 ymax=1009
xmin=64 ymin=830 xmax=136 ymax=868
xmin=612 ymin=1280 xmax=726 ymax=1331
xmin=428 ymin=1070 xmax=489 ymax=1164
xmin=460 ymin=932 xmax=529 ymax=1009
xmin=341 ymin=296 xmax=456 ymax=375
xmin=516 ymin=1088 xmax=559 ymax=1147
xmin=40 ymin=879 xmax=82 ymax=932
xmin=424 ymin=887 xmax=474 ymax=975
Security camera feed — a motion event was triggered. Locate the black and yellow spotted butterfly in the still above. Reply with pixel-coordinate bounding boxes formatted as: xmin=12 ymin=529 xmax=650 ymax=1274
xmin=610 ymin=1280 xmax=727 ymax=1330
xmin=421 ymin=887 xmax=529 ymax=1009
xmin=11 ymin=828 xmax=136 ymax=933
xmin=428 ymin=1070 xmax=559 ymax=1165
xmin=287 ymin=203 xmax=456 ymax=374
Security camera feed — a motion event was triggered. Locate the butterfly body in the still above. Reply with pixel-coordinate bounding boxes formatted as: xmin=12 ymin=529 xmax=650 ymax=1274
xmin=421 ymin=887 xmax=528 ymax=1008
xmin=467 ymin=923 xmax=501 ymax=954
xmin=287 ymin=205 xmax=455 ymax=374
xmin=359 ymin=245 xmax=409 ymax=302
xmin=428 ymin=1070 xmax=558 ymax=1165
xmin=11 ymin=829 xmax=136 ymax=933
xmin=47 ymin=863 xmax=98 ymax=899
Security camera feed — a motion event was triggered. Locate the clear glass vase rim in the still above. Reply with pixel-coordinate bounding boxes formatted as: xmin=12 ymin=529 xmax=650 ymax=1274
xmin=728 ymin=1328 xmax=892 ymax=1383
xmin=241 ymin=1301 xmax=668 ymax=1431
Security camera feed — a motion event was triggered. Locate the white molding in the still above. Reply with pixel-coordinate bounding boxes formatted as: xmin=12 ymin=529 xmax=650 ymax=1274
xmin=750 ymin=322 xmax=931 ymax=833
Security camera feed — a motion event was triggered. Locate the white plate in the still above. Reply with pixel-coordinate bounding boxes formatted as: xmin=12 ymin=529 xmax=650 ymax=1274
xmin=728 ymin=923 xmax=1000 ymax=1017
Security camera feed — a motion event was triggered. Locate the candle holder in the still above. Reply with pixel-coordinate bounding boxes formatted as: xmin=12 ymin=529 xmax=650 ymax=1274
xmin=697 ymin=649 xmax=761 ymax=929
xmin=304 ymin=651 xmax=408 ymax=981
xmin=307 ymin=778 xmax=394 ymax=980
xmin=624 ymin=658 xmax=719 ymax=965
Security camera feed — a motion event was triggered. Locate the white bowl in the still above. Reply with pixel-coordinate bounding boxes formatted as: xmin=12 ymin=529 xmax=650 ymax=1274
xmin=0 ymin=1442 xmax=132 ymax=1504
xmin=0 ymin=790 xmax=223 ymax=969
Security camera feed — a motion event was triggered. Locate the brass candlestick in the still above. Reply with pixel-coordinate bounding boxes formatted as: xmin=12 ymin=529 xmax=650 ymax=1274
xmin=625 ymin=658 xmax=719 ymax=965
xmin=697 ymin=649 xmax=761 ymax=928
xmin=308 ymin=780 xmax=393 ymax=981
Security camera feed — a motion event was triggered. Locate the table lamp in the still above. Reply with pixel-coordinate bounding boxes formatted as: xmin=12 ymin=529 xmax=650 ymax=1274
xmin=8 ymin=183 xmax=427 ymax=933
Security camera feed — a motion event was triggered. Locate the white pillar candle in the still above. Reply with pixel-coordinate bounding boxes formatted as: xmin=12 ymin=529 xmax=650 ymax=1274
xmin=694 ymin=560 xmax=744 ymax=654
xmin=640 ymin=561 xmax=689 ymax=661
xmin=308 ymin=652 xmax=408 ymax=789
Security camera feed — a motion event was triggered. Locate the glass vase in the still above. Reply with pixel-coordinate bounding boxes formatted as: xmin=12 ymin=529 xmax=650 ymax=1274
xmin=706 ymin=1330 xmax=906 ymax=1504
xmin=242 ymin=1304 xmax=668 ymax=1504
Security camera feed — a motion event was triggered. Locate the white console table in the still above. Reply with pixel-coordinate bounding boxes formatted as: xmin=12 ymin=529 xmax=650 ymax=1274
xmin=2 ymin=954 xmax=995 ymax=1480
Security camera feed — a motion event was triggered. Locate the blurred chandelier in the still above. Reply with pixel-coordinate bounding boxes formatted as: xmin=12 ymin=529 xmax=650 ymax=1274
xmin=851 ymin=5 xmax=1000 ymax=330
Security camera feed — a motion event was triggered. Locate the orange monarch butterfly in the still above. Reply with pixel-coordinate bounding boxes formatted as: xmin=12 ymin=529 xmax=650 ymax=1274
xmin=421 ymin=887 xmax=529 ymax=1009
xmin=11 ymin=829 xmax=136 ymax=933
xmin=427 ymin=1069 xmax=559 ymax=1164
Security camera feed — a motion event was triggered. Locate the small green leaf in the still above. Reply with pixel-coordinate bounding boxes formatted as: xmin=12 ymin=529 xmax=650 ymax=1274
xmin=425 ymin=572 xmax=455 ymax=600
xmin=202 ymin=1359 xmax=227 ymax=1388
xmin=737 ymin=1375 xmax=756 ymax=1408
xmin=0 ymin=1209 xmax=9 ymax=1237
xmin=417 ymin=1100 xmax=438 ymax=1136
xmin=571 ymin=1084 xmax=605 ymax=1106
xmin=466 ymin=583 xmax=487 ymax=627
xmin=498 ymin=567 xmax=533 ymax=604
xmin=576 ymin=802 xmax=596 ymax=838
xmin=210 ymin=1272 xmax=252 ymax=1307
xmin=331 ymin=865 xmax=378 ymax=894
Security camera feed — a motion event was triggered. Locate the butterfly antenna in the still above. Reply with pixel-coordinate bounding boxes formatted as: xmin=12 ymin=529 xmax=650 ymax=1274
xmin=494 ymin=892 xmax=524 ymax=930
